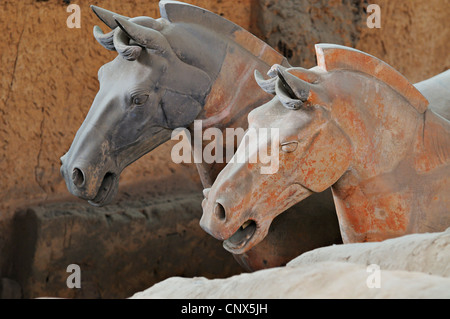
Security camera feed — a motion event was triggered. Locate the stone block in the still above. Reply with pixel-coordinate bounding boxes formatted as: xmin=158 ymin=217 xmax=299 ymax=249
xmin=10 ymin=193 xmax=243 ymax=298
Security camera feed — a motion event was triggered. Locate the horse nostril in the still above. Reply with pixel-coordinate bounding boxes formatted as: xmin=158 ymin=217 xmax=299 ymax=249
xmin=72 ymin=168 xmax=85 ymax=188
xmin=214 ymin=203 xmax=226 ymax=221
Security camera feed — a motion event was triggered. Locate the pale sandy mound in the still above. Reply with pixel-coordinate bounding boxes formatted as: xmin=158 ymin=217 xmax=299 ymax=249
xmin=288 ymin=228 xmax=450 ymax=277
xmin=131 ymin=229 xmax=450 ymax=299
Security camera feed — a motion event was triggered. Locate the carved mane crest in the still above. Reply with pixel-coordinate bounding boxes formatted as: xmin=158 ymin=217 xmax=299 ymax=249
xmin=315 ymin=44 xmax=429 ymax=113
xmin=160 ymin=1 xmax=288 ymax=68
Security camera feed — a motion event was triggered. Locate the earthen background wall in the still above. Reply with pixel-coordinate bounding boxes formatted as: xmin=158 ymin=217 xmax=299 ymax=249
xmin=0 ymin=0 xmax=448 ymax=298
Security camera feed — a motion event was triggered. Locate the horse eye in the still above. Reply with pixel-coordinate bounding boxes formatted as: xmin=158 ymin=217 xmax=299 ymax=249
xmin=133 ymin=94 xmax=149 ymax=106
xmin=281 ymin=141 xmax=298 ymax=153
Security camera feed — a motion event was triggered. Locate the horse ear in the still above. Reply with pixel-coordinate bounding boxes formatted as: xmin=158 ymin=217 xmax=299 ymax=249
xmin=91 ymin=5 xmax=129 ymax=29
xmin=277 ymin=67 xmax=310 ymax=102
xmin=254 ymin=70 xmax=277 ymax=94
xmin=275 ymin=80 xmax=304 ymax=110
xmin=114 ymin=16 xmax=170 ymax=54
xmin=93 ymin=26 xmax=116 ymax=51
xmin=113 ymin=27 xmax=143 ymax=61
xmin=272 ymin=67 xmax=312 ymax=110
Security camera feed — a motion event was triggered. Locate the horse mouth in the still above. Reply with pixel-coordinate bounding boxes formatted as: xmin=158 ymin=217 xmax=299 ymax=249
xmin=223 ymin=220 xmax=257 ymax=253
xmin=88 ymin=172 xmax=117 ymax=207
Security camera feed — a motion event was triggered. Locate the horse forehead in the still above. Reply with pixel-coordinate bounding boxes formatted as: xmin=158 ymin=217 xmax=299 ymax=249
xmin=325 ymin=70 xmax=375 ymax=96
xmin=251 ymin=101 xmax=313 ymax=131
xmin=103 ymin=56 xmax=157 ymax=81
xmin=250 ymin=99 xmax=286 ymax=122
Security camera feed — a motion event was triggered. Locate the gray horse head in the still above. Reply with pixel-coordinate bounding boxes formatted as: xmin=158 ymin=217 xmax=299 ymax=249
xmin=60 ymin=6 xmax=216 ymax=206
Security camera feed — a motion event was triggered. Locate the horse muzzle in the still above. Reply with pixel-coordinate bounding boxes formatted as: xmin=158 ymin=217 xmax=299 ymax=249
xmin=200 ymin=193 xmax=270 ymax=254
xmin=60 ymin=153 xmax=120 ymax=206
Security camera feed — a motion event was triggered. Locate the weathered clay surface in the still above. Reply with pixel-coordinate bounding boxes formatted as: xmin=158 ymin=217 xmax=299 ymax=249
xmin=201 ymin=44 xmax=449 ymax=252
xmin=131 ymin=230 xmax=450 ymax=299
xmin=59 ymin=2 xmax=344 ymax=274
xmin=1 ymin=0 xmax=449 ymax=298
xmin=2 ymin=0 xmax=448 ymax=219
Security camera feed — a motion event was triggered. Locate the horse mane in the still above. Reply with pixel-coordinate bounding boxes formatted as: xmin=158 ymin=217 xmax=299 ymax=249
xmin=95 ymin=2 xmax=287 ymax=70
xmin=314 ymin=44 xmax=429 ymax=113
xmin=159 ymin=1 xmax=288 ymax=68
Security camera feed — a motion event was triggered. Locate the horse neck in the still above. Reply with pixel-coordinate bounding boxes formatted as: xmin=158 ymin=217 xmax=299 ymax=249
xmin=198 ymin=42 xmax=287 ymax=127
xmin=190 ymin=53 xmax=275 ymax=186
xmin=332 ymin=108 xmax=450 ymax=243
xmin=189 ymin=36 xmax=288 ymax=186
xmin=329 ymin=73 xmax=450 ymax=243
xmin=329 ymin=71 xmax=425 ymax=181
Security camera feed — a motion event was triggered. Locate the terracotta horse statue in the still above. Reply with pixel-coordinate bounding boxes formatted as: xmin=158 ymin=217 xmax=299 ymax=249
xmin=60 ymin=2 xmax=342 ymax=270
xmin=200 ymin=44 xmax=450 ymax=253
